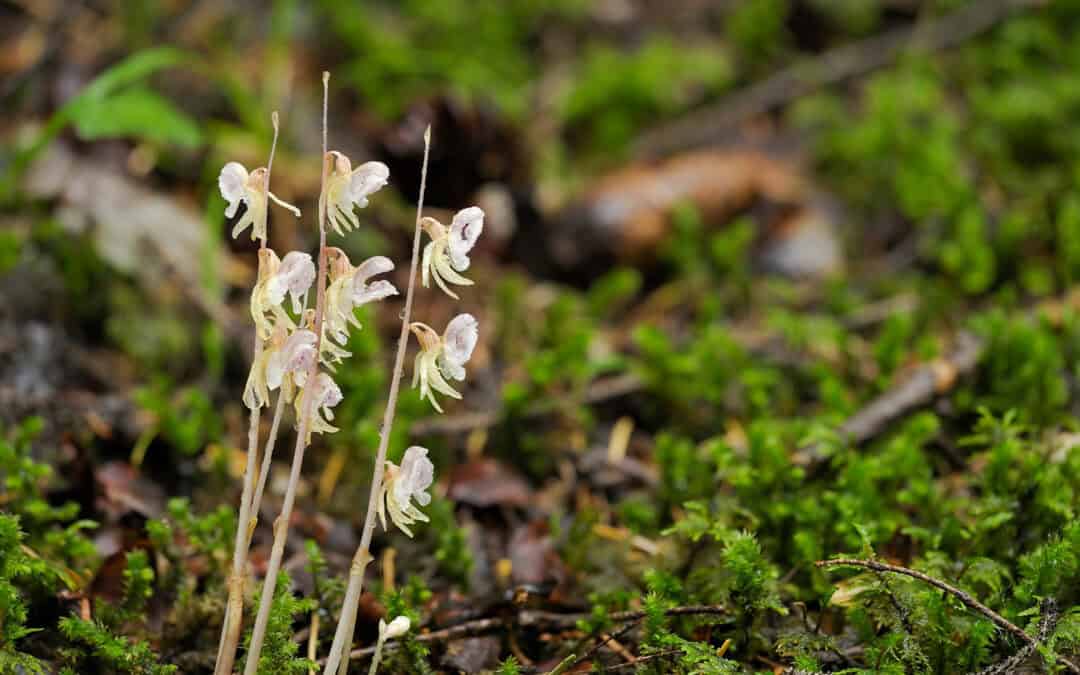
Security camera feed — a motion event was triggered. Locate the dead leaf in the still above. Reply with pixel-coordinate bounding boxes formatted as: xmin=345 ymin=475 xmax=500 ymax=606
xmin=448 ymin=459 xmax=532 ymax=508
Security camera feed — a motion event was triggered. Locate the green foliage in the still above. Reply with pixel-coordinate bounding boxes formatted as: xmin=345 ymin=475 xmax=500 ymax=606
xmin=379 ymin=577 xmax=435 ymax=675
xmin=2 ymin=47 xmax=196 ymax=199
xmin=134 ymin=377 xmax=224 ymax=457
xmin=73 ymin=87 xmax=202 ymax=148
xmin=970 ymin=311 xmax=1069 ymax=425
xmin=0 ymin=515 xmax=46 ymax=674
xmin=495 ymin=655 xmax=522 ymax=674
xmin=427 ymin=497 xmax=473 ymax=588
xmin=240 ymin=572 xmax=315 ymax=675
xmin=59 ymin=547 xmax=175 ymax=674
xmin=317 ymin=0 xmax=584 ymax=120
xmin=727 ymin=0 xmax=790 ymax=64
xmin=0 ymin=418 xmax=97 ymax=585
xmin=560 ymin=39 xmax=731 ymax=155
xmin=59 ymin=616 xmax=177 ymax=675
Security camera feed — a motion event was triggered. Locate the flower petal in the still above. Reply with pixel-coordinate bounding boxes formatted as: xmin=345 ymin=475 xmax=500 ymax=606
xmin=448 ymin=206 xmax=484 ymax=270
xmin=218 ymin=162 xmax=248 ymax=205
xmin=349 ymin=161 xmax=390 ymax=206
xmin=443 ymin=314 xmax=478 ymax=367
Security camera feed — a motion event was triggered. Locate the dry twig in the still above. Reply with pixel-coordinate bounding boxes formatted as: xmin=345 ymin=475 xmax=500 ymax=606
xmin=334 ymin=604 xmax=728 ymax=664
xmin=817 ymin=558 xmax=1080 ymax=675
xmin=795 ymin=331 xmax=984 ymax=466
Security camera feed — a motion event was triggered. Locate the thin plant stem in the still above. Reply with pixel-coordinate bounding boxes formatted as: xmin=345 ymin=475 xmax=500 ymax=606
xmin=323 ymin=125 xmax=432 ymax=675
xmin=244 ymin=73 xmax=333 ymax=675
xmin=214 ymin=110 xmax=282 ymax=675
xmin=366 ymin=636 xmax=386 ymax=675
xmin=248 ymin=391 xmax=288 ymax=547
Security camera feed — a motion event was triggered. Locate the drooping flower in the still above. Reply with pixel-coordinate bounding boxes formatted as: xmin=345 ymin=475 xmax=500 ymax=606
xmin=324 ymin=248 xmax=398 ymax=345
xmin=298 ymin=372 xmax=343 ymax=440
xmin=410 ymin=313 xmax=479 ymax=413
xmin=377 ymin=446 xmax=433 ymax=537
xmin=266 ymin=328 xmax=318 ymax=398
xmin=242 ymin=326 xmax=317 ymax=410
xmin=250 ymin=249 xmax=316 ymax=338
xmin=323 ymin=152 xmax=390 ymax=236
xmin=218 ymin=162 xmax=300 ymax=242
xmin=420 ymin=207 xmax=484 ymax=299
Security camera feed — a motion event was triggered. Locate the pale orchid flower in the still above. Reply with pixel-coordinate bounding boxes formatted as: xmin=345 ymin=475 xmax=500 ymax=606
xmin=323 ymin=152 xmax=390 ymax=236
xmin=298 ymin=372 xmax=344 ymax=440
xmin=250 ymin=249 xmax=315 ymax=338
xmin=421 ymin=207 xmax=484 ymax=299
xmin=218 ymin=162 xmax=300 ymax=243
xmin=266 ymin=328 xmax=318 ymax=399
xmin=377 ymin=446 xmax=433 ymax=537
xmin=241 ymin=325 xmax=316 ymax=409
xmin=324 ymin=248 xmax=398 ymax=345
xmin=410 ymin=313 xmax=478 ymax=413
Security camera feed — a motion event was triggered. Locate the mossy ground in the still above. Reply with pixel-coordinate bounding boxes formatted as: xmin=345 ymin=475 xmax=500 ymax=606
xmin=2 ymin=1 xmax=1080 ymax=673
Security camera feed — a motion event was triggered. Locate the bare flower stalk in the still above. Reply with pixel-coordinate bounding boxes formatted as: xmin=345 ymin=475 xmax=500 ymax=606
xmin=243 ymin=72 xmax=334 ymax=674
xmin=214 ymin=111 xmax=282 ymax=675
xmin=323 ymin=125 xmax=432 ymax=675
xmin=248 ymin=392 xmax=287 ymax=544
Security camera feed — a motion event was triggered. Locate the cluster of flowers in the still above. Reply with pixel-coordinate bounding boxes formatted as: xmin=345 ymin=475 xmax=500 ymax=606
xmin=219 ymin=154 xmax=484 ymax=539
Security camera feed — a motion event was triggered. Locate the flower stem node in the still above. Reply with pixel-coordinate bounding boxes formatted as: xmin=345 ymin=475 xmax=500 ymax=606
xmin=218 ymin=162 xmax=301 ymax=243
xmin=420 ymin=207 xmax=485 ymax=299
xmin=409 ymin=314 xmax=479 ymax=413
xmin=377 ymin=446 xmax=434 ymax=537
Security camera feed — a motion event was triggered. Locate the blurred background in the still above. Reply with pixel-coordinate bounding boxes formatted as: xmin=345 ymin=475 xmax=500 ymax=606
xmin=4 ymin=0 xmax=1080 ymax=673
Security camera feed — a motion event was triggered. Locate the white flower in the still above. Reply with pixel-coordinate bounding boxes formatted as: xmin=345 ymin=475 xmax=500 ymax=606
xmin=218 ymin=162 xmax=300 ymax=242
xmin=323 ymin=152 xmax=390 ymax=236
xmin=298 ymin=372 xmax=343 ymax=439
xmin=421 ymin=207 xmax=484 ymax=299
xmin=377 ymin=446 xmax=433 ymax=537
xmin=379 ymin=616 xmax=410 ymax=641
xmin=242 ymin=326 xmax=317 ymax=410
xmin=410 ymin=314 xmax=479 ymax=413
xmin=324 ymin=248 xmax=398 ymax=345
xmin=251 ymin=249 xmax=316 ymax=338
xmin=266 ymin=328 xmax=317 ymax=394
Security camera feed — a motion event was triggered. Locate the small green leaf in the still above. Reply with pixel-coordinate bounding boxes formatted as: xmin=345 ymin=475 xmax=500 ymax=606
xmin=73 ymin=88 xmax=202 ymax=148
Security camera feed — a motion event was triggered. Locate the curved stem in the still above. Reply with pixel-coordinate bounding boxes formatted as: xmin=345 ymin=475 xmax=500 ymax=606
xmin=323 ymin=126 xmax=432 ymax=675
xmin=244 ymin=74 xmax=333 ymax=675
xmin=214 ymin=110 xmax=282 ymax=675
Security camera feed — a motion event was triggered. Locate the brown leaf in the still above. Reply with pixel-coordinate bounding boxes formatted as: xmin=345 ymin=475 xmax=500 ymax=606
xmin=447 ymin=459 xmax=532 ymax=508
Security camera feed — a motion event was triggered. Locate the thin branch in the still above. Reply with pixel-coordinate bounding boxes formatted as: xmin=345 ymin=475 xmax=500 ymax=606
xmin=332 ymin=605 xmax=728 ymax=664
xmin=635 ymin=0 xmax=1047 ymax=157
xmin=322 ymin=126 xmax=433 ymax=675
xmin=972 ymin=598 xmax=1059 ymax=675
xmin=794 ymin=331 xmax=984 ymax=466
xmin=244 ymin=74 xmax=333 ymax=675
xmin=214 ymin=109 xmax=282 ymax=675
xmin=817 ymin=558 xmax=1080 ymax=674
